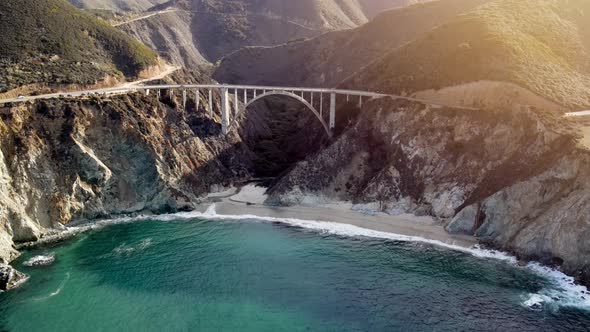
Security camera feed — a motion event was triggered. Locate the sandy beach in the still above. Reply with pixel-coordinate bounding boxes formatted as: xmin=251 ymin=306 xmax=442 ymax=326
xmin=206 ymin=184 xmax=478 ymax=249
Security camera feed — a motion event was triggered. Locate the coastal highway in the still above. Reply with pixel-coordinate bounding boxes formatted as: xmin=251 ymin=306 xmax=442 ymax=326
xmin=0 ymin=65 xmax=180 ymax=105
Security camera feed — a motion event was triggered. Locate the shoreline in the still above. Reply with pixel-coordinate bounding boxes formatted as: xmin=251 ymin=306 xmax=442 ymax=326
xmin=9 ymin=185 xmax=590 ymax=311
xmin=208 ymin=184 xmax=478 ymax=249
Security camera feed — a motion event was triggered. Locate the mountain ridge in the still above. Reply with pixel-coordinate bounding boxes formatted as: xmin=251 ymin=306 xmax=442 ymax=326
xmin=213 ymin=0 xmax=491 ymax=87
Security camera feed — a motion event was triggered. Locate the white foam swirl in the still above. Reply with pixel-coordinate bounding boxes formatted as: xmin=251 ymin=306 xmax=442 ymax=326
xmin=30 ymin=272 xmax=70 ymax=302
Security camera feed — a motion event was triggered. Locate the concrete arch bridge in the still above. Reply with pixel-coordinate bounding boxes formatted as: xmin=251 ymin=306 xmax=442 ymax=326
xmin=137 ymin=84 xmax=388 ymax=137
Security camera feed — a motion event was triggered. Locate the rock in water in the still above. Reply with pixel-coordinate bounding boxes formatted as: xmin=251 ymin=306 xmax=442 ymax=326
xmin=0 ymin=264 xmax=27 ymax=291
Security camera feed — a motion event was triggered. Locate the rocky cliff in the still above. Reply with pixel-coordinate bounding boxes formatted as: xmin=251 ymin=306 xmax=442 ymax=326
xmin=267 ymin=97 xmax=590 ymax=285
xmin=0 ymin=88 xmax=254 ymax=282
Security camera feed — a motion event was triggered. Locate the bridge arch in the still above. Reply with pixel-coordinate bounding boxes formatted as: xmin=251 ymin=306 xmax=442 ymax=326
xmin=228 ymin=90 xmax=332 ymax=137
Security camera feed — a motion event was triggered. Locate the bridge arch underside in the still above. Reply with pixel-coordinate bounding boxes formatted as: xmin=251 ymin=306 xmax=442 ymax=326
xmin=230 ymin=91 xmax=332 ymax=137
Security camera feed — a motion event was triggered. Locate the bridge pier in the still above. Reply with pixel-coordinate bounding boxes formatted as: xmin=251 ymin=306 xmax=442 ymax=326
xmin=221 ymin=87 xmax=230 ymax=135
xmin=234 ymin=89 xmax=239 ymax=115
xmin=330 ymin=92 xmax=336 ymax=129
xmin=182 ymin=90 xmax=187 ymax=110
xmin=195 ymin=89 xmax=200 ymax=111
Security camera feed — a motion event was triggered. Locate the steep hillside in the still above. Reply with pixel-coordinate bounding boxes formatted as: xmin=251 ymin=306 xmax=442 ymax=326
xmin=213 ymin=0 xmax=490 ymax=87
xmin=344 ymin=0 xmax=590 ymax=110
xmin=100 ymin=0 xmax=434 ymax=67
xmin=0 ymin=0 xmax=159 ymax=95
xmin=70 ymin=0 xmax=169 ymax=12
xmin=119 ymin=10 xmax=211 ymax=68
xmin=268 ymin=96 xmax=590 ymax=285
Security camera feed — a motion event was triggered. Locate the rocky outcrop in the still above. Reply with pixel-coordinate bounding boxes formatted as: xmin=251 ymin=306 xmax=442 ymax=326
xmin=0 ymin=91 xmax=254 ymax=265
xmin=0 ymin=264 xmax=27 ymax=291
xmin=268 ymin=96 xmax=590 ymax=284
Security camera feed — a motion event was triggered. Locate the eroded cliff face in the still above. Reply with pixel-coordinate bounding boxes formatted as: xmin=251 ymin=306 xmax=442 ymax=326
xmin=268 ymin=97 xmax=590 ymax=284
xmin=0 ymin=93 xmax=253 ymax=266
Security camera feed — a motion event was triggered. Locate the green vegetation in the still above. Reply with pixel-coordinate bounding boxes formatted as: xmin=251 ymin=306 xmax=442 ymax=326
xmin=0 ymin=0 xmax=158 ymax=92
xmin=347 ymin=0 xmax=590 ymax=109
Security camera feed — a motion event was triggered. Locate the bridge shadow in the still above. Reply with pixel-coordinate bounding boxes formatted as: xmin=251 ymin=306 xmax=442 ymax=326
xmin=234 ymin=95 xmax=332 ymax=178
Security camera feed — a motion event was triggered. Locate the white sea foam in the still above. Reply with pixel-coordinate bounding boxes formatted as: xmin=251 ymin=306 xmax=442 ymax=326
xmin=522 ymin=293 xmax=549 ymax=311
xmin=23 ymin=254 xmax=55 ymax=267
xmin=20 ymin=204 xmax=590 ymax=312
xmin=521 ymin=262 xmax=590 ymax=311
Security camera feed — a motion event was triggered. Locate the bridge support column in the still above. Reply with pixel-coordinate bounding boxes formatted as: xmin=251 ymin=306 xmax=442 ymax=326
xmin=244 ymin=89 xmax=247 ymax=104
xmin=330 ymin=92 xmax=336 ymax=130
xmin=182 ymin=90 xmax=187 ymax=110
xmin=234 ymin=89 xmax=239 ymax=115
xmin=221 ymin=87 xmax=230 ymax=135
xmin=195 ymin=89 xmax=200 ymax=110
xmin=146 ymin=89 xmax=150 ymax=96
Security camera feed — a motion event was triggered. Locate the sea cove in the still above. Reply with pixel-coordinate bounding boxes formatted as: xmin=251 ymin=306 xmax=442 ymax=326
xmin=1 ymin=207 xmax=590 ymax=331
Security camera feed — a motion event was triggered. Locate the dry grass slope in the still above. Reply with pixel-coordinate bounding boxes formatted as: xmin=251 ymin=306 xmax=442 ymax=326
xmin=0 ymin=0 xmax=159 ymax=93
xmin=345 ymin=0 xmax=590 ymax=110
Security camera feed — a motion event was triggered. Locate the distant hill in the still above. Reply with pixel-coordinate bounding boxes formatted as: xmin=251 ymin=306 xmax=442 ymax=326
xmin=188 ymin=0 xmax=370 ymax=62
xmin=113 ymin=0 xmax=374 ymax=65
xmin=78 ymin=0 xmax=429 ymax=68
xmin=344 ymin=0 xmax=590 ymax=109
xmin=119 ymin=9 xmax=211 ymax=69
xmin=0 ymin=0 xmax=159 ymax=94
xmin=213 ymin=0 xmax=490 ymax=86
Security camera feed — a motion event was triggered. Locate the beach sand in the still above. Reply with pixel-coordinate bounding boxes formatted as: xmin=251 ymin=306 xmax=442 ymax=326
xmin=208 ymin=184 xmax=477 ymax=248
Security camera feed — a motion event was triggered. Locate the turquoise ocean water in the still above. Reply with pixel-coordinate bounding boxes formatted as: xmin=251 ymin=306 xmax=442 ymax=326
xmin=1 ymin=213 xmax=589 ymax=331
